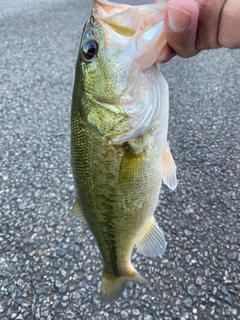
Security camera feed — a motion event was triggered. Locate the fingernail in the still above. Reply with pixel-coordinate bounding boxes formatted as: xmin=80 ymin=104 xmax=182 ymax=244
xmin=167 ymin=5 xmax=191 ymax=32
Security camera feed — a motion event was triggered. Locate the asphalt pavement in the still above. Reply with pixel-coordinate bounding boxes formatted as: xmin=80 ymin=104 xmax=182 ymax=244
xmin=0 ymin=0 xmax=239 ymax=319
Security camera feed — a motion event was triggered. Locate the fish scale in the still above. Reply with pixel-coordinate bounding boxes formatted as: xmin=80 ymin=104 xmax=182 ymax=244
xmin=72 ymin=110 xmax=161 ymax=270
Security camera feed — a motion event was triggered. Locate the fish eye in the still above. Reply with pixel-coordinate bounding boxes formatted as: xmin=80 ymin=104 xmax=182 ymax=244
xmin=82 ymin=40 xmax=98 ymax=61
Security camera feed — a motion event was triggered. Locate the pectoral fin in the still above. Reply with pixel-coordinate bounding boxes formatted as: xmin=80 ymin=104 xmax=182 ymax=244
xmin=119 ymin=149 xmax=146 ymax=184
xmin=136 ymin=218 xmax=166 ymax=257
xmin=72 ymin=199 xmax=86 ymax=222
xmin=161 ymin=142 xmax=177 ymax=190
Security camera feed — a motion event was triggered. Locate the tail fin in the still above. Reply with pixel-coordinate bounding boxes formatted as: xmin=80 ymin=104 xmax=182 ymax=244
xmin=101 ymin=268 xmax=147 ymax=303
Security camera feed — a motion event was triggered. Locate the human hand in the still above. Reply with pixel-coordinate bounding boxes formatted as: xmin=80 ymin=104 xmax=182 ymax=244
xmin=154 ymin=0 xmax=240 ymax=62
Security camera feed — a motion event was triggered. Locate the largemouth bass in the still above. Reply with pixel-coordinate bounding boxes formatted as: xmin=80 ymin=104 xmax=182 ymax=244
xmin=71 ymin=0 xmax=177 ymax=302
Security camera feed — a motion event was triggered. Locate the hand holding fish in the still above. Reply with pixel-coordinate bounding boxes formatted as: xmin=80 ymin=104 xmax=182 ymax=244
xmin=154 ymin=0 xmax=240 ymax=62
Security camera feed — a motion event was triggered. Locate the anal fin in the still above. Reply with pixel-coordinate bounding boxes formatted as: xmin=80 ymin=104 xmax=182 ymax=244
xmin=136 ymin=218 xmax=166 ymax=257
xmin=72 ymin=199 xmax=86 ymax=222
xmin=162 ymin=141 xmax=177 ymax=190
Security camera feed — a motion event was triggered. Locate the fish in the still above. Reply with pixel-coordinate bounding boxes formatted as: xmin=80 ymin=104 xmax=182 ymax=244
xmin=71 ymin=0 xmax=177 ymax=302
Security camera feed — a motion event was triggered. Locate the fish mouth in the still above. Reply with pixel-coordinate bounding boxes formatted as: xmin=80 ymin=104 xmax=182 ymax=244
xmin=93 ymin=0 xmax=167 ymax=70
xmin=93 ymin=0 xmax=166 ymax=31
xmin=94 ymin=1 xmax=137 ymax=37
xmin=84 ymin=1 xmax=169 ymax=145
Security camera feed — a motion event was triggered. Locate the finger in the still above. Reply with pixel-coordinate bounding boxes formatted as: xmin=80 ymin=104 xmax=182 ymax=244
xmin=196 ymin=0 xmax=226 ymax=50
xmin=218 ymin=0 xmax=240 ymax=48
xmin=156 ymin=43 xmax=176 ymax=63
xmin=163 ymin=0 xmax=199 ymax=58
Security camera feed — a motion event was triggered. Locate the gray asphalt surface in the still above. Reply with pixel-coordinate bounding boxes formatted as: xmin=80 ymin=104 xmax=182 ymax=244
xmin=0 ymin=0 xmax=239 ymax=319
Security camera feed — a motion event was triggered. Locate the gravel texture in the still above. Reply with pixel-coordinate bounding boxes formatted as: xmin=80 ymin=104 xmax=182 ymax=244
xmin=0 ymin=0 xmax=239 ymax=319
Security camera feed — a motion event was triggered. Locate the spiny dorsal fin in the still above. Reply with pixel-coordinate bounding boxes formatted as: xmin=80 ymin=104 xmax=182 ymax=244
xmin=136 ymin=218 xmax=166 ymax=257
xmin=162 ymin=141 xmax=177 ymax=190
xmin=72 ymin=199 xmax=86 ymax=222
